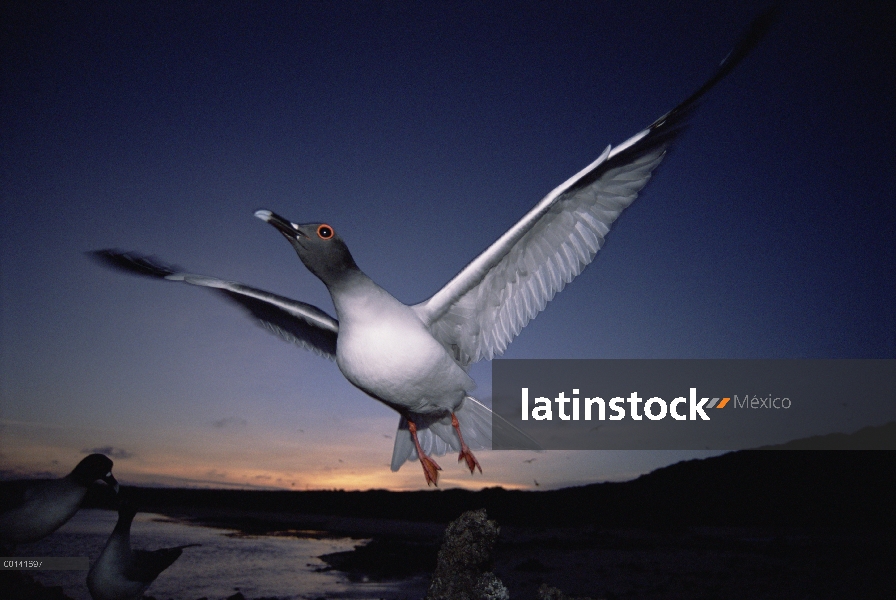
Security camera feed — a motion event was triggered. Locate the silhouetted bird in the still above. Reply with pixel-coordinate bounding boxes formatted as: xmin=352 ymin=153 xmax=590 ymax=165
xmin=93 ymin=8 xmax=776 ymax=485
xmin=0 ymin=454 xmax=118 ymax=545
xmin=87 ymin=502 xmax=199 ymax=600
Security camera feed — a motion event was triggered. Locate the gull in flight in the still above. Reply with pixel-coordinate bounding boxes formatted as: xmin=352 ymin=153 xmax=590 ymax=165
xmin=94 ymin=9 xmax=776 ymax=485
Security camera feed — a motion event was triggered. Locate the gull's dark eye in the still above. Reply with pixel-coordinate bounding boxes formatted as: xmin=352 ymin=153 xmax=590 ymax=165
xmin=317 ymin=224 xmax=334 ymax=240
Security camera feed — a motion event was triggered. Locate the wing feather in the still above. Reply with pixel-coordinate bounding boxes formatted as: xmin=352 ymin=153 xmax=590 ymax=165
xmin=413 ymin=7 xmax=777 ymax=367
xmin=90 ymin=250 xmax=339 ymax=360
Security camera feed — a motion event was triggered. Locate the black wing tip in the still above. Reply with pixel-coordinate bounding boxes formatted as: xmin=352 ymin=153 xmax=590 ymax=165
xmin=701 ymin=5 xmax=781 ymax=94
xmin=585 ymin=5 xmax=780 ymax=189
xmin=88 ymin=249 xmax=179 ymax=279
xmin=645 ymin=4 xmax=781 ymax=135
xmin=718 ymin=4 xmax=781 ymax=73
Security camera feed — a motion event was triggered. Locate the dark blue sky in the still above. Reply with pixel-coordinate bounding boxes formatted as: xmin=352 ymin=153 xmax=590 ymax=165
xmin=2 ymin=0 xmax=893 ymax=490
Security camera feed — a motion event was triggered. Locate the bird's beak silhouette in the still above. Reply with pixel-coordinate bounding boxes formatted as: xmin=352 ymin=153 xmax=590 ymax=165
xmin=103 ymin=472 xmax=120 ymax=495
xmin=255 ymin=209 xmax=306 ymax=239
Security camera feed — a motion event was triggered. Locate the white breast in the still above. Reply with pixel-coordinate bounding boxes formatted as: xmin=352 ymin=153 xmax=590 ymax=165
xmin=333 ymin=280 xmax=473 ymax=413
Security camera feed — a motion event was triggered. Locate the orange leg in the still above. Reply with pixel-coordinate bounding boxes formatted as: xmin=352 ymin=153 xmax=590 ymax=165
xmin=408 ymin=419 xmax=441 ymax=486
xmin=452 ymin=413 xmax=482 ymax=474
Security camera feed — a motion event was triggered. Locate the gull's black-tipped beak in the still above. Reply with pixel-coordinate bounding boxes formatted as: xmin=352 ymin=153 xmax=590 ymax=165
xmin=103 ymin=472 xmax=120 ymax=495
xmin=254 ymin=209 xmax=307 ymax=238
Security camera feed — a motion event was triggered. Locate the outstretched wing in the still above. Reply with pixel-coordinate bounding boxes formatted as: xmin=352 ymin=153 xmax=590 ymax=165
xmin=412 ymin=7 xmax=777 ymax=368
xmin=91 ymin=250 xmax=339 ymax=360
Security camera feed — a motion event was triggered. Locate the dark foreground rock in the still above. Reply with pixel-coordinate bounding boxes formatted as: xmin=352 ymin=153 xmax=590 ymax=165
xmin=536 ymin=584 xmax=595 ymax=600
xmin=422 ymin=509 xmax=595 ymax=600
xmin=425 ymin=509 xmax=508 ymax=600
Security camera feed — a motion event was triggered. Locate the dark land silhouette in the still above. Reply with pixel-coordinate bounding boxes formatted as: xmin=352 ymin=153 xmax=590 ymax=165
xmin=83 ymin=448 xmax=895 ymax=530
xmin=9 ymin=444 xmax=895 ymax=599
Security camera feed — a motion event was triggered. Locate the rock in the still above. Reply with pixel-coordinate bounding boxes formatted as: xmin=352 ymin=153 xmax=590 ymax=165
xmin=425 ymin=509 xmax=509 ymax=600
xmin=536 ymin=583 xmax=596 ymax=600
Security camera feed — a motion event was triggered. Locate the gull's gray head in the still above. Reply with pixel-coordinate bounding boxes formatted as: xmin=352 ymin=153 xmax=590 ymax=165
xmin=70 ymin=454 xmax=119 ymax=493
xmin=255 ymin=209 xmax=358 ymax=284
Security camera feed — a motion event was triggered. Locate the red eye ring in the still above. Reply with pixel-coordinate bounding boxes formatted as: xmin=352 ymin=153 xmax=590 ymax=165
xmin=317 ymin=224 xmax=334 ymax=240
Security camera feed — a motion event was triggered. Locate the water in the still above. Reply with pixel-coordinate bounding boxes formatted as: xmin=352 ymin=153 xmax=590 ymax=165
xmin=17 ymin=509 xmax=429 ymax=599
